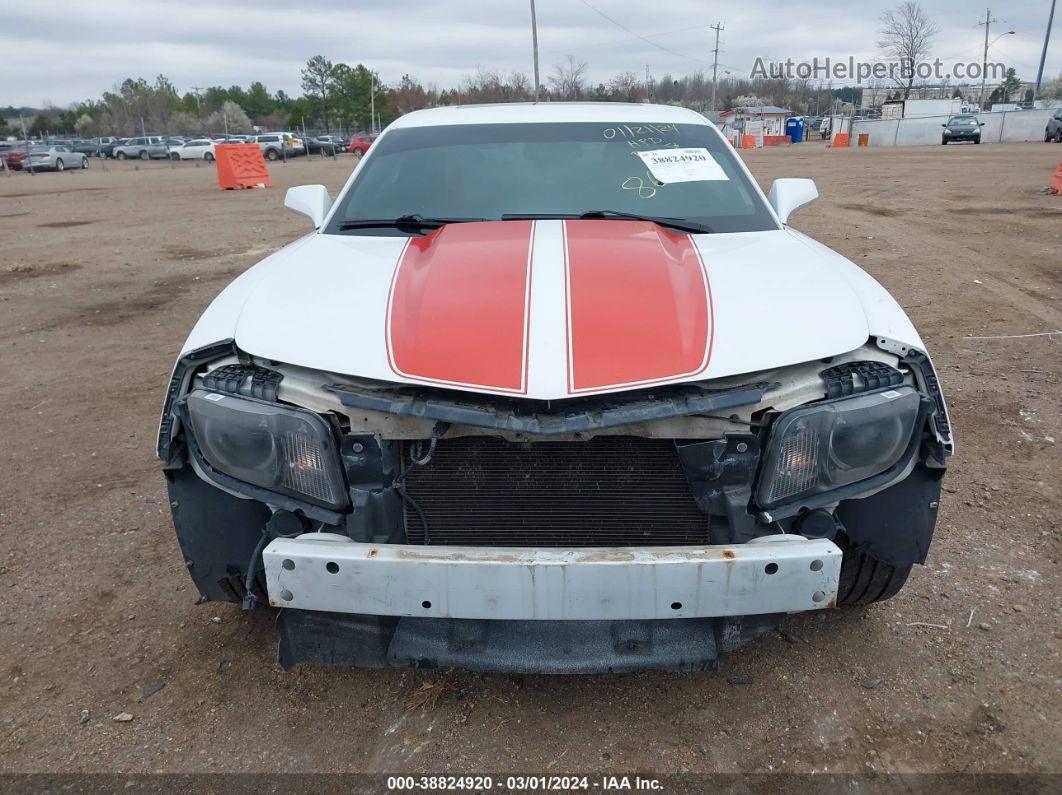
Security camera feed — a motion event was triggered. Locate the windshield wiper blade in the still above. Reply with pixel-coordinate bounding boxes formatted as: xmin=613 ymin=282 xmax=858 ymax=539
xmin=500 ymin=211 xmax=711 ymax=233
xmin=579 ymin=210 xmax=712 ymax=234
xmin=337 ymin=214 xmax=485 ymax=232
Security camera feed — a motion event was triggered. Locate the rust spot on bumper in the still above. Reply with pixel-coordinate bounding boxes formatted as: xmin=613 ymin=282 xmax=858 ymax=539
xmin=722 ymin=549 xmax=736 ymax=559
xmin=367 ymin=548 xmax=378 ymax=558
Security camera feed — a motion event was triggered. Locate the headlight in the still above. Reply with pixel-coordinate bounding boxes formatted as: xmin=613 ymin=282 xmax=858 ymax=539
xmin=184 ymin=390 xmax=347 ymax=509
xmin=757 ymin=386 xmax=922 ymax=508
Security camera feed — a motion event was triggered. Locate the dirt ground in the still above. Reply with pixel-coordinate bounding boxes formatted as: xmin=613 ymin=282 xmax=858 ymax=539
xmin=1 ymin=142 xmax=1059 ymax=778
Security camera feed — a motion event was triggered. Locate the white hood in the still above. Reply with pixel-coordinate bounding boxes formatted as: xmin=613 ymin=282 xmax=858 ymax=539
xmin=183 ymin=220 xmax=917 ymax=401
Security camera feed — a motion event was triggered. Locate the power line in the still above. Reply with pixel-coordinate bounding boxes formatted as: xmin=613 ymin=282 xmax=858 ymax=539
xmin=576 ymin=0 xmax=712 ymax=65
xmin=541 ymin=23 xmax=713 ymax=56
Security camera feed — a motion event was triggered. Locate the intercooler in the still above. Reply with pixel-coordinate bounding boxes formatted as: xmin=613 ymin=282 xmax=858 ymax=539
xmin=401 ymin=436 xmax=711 ymax=546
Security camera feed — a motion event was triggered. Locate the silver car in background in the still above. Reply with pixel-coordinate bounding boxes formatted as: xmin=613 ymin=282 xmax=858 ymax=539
xmin=24 ymin=144 xmax=89 ymax=171
xmin=113 ymin=136 xmax=170 ymax=160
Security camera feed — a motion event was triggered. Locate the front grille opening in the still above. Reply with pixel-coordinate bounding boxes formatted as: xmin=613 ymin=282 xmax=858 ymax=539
xmin=401 ymin=436 xmax=710 ymax=546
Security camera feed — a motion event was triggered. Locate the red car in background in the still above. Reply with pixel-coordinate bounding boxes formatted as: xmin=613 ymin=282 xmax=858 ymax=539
xmin=348 ymin=133 xmax=377 ymax=157
xmin=1 ymin=144 xmax=30 ymax=170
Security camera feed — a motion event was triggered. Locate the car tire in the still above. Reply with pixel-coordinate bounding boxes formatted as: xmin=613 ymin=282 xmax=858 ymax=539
xmin=204 ymin=152 xmax=214 ymax=162
xmin=836 ymin=542 xmax=912 ymax=606
xmin=170 ymin=152 xmax=180 ymax=161
xmin=1048 ymin=130 xmax=1054 ymax=143
xmin=81 ymin=157 xmax=88 ymax=169
xmin=139 ymin=150 xmax=149 ymax=160
xmin=116 ymin=151 xmax=127 ymax=160
xmin=941 ymin=139 xmax=947 ymax=145
xmin=1055 ymin=129 xmax=1062 ymax=143
xmin=352 ymin=148 xmax=364 ymax=158
xmin=56 ymin=159 xmax=65 ymax=172
xmin=266 ymin=149 xmax=278 ymax=161
xmin=974 ymin=137 xmax=981 ymax=145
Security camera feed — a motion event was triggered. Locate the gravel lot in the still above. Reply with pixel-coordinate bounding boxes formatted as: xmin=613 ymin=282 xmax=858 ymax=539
xmin=1 ymin=143 xmax=1059 ymax=776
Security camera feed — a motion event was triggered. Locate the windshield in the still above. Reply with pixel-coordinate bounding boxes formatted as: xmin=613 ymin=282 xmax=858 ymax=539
xmin=950 ymin=117 xmax=978 ymax=126
xmin=326 ymin=122 xmax=777 ymax=235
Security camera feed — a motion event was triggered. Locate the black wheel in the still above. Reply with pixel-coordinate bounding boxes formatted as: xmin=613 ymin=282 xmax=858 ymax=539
xmin=139 ymin=150 xmax=149 ymax=160
xmin=81 ymin=157 xmax=88 ymax=169
xmin=204 ymin=151 xmax=214 ymax=162
xmin=1048 ymin=130 xmax=1054 ymax=143
xmin=941 ymin=138 xmax=947 ymax=145
xmin=352 ymin=148 xmax=364 ymax=158
xmin=116 ymin=151 xmax=127 ymax=160
xmin=974 ymin=137 xmax=981 ymax=145
xmin=266 ymin=149 xmax=278 ymax=161
xmin=170 ymin=151 xmax=180 ymax=161
xmin=1056 ymin=129 xmax=1062 ymax=143
xmin=836 ymin=540 xmax=912 ymax=606
xmin=55 ymin=158 xmax=65 ymax=172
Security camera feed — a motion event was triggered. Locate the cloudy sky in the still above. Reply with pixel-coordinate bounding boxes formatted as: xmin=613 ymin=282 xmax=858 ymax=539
xmin=3 ymin=0 xmax=1057 ymax=108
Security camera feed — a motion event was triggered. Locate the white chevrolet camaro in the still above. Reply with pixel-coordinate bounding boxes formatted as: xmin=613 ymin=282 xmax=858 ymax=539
xmin=159 ymin=103 xmax=952 ymax=672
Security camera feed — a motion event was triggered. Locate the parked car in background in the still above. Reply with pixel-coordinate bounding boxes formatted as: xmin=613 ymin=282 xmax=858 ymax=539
xmin=90 ymin=136 xmax=119 ymax=155
xmin=113 ymin=136 xmax=170 ymax=160
xmin=252 ymin=133 xmax=293 ymax=161
xmin=1045 ymin=110 xmax=1062 ymax=143
xmin=277 ymin=132 xmax=305 ymax=155
xmin=99 ymin=138 xmax=129 ymax=158
xmin=941 ymin=115 xmax=984 ymax=144
xmin=3 ymin=145 xmax=30 ymax=170
xmin=306 ymin=134 xmax=346 ymax=154
xmin=72 ymin=139 xmax=100 ymax=156
xmin=348 ymin=133 xmax=377 ymax=157
xmin=22 ymin=144 xmax=89 ymax=171
xmin=0 ymin=142 xmax=20 ymax=167
xmin=171 ymin=138 xmax=217 ymax=161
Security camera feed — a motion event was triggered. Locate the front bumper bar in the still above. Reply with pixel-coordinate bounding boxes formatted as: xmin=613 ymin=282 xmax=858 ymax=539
xmin=263 ymin=534 xmax=841 ymax=621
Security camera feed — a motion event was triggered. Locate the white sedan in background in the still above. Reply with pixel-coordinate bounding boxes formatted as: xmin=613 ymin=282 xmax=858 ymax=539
xmin=170 ymin=139 xmax=217 ymax=161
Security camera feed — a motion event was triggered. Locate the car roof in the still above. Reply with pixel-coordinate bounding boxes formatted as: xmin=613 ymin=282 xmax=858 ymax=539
xmin=389 ymin=101 xmax=711 ymax=130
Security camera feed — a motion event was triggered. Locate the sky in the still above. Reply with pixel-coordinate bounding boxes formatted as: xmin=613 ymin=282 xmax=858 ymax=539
xmin=2 ymin=0 xmax=1057 ymax=108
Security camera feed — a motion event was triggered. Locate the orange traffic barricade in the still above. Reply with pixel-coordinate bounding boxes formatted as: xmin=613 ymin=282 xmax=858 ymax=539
xmin=857 ymin=133 xmax=870 ymax=147
xmin=1050 ymin=161 xmax=1062 ymax=195
xmin=214 ymin=143 xmax=272 ymax=190
xmin=740 ymin=134 xmax=757 ymax=149
xmin=831 ymin=133 xmax=850 ymax=148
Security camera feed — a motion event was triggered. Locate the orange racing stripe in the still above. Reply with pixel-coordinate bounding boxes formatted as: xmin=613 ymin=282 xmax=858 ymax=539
xmin=386 ymin=221 xmax=534 ymax=393
xmin=563 ymin=219 xmax=712 ymax=393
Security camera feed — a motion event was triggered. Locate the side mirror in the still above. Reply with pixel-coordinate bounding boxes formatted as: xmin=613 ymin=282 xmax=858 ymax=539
xmin=767 ymin=178 xmax=818 ymax=225
xmin=942 ymin=123 xmax=948 ymax=127
xmin=284 ymin=184 xmax=332 ymax=229
xmin=980 ymin=122 xmax=985 ymax=126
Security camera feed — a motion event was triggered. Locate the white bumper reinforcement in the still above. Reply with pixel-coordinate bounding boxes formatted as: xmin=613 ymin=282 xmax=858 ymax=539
xmin=263 ymin=533 xmax=842 ymax=621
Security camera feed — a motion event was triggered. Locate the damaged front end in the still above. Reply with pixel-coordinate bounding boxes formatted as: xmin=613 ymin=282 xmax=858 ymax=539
xmin=159 ymin=337 xmax=950 ymax=672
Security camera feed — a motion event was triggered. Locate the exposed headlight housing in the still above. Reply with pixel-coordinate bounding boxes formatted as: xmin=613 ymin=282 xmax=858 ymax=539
xmin=757 ymin=386 xmax=923 ymax=509
xmin=183 ymin=390 xmax=347 ymax=510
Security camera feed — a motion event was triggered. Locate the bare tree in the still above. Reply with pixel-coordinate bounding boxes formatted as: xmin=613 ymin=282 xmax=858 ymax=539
xmin=877 ymin=1 xmax=940 ymax=99
xmin=608 ymin=71 xmax=644 ymax=102
xmin=548 ymin=55 xmax=589 ymax=100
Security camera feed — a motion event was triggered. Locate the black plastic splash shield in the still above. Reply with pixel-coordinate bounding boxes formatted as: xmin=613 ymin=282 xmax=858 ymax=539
xmin=276 ymin=610 xmax=784 ymax=673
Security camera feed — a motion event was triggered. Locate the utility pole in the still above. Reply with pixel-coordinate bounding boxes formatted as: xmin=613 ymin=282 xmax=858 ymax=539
xmin=370 ymin=74 xmax=376 ymax=134
xmin=530 ymin=0 xmax=541 ymax=101
xmin=1033 ymin=0 xmax=1057 ymax=103
xmin=978 ymin=8 xmax=998 ymax=111
xmin=710 ymin=22 xmax=725 ymax=112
